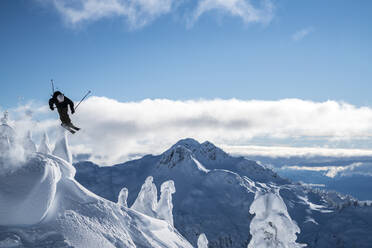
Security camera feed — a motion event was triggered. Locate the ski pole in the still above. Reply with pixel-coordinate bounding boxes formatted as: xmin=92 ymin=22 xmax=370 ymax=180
xmin=75 ymin=90 xmax=92 ymax=111
xmin=51 ymin=79 xmax=55 ymax=95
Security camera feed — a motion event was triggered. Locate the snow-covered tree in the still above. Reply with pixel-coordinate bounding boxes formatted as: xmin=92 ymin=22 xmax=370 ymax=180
xmin=0 ymin=111 xmax=15 ymax=152
xmin=23 ymin=131 xmax=37 ymax=153
xmin=38 ymin=132 xmax=51 ymax=154
xmin=197 ymin=233 xmax=209 ymax=248
xmin=248 ymin=190 xmax=306 ymax=248
xmin=156 ymin=180 xmax=176 ymax=226
xmin=53 ymin=129 xmax=72 ymax=163
xmin=131 ymin=176 xmax=158 ymax=217
xmin=118 ymin=187 xmax=128 ymax=208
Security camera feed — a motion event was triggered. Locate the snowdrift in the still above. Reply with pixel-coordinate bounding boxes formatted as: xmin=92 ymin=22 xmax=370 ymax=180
xmin=0 ymin=127 xmax=193 ymax=248
xmin=0 ymin=154 xmax=61 ymax=226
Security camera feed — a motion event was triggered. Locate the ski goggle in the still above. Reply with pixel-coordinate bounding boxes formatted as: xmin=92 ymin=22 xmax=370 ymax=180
xmin=57 ymin=94 xmax=65 ymax=103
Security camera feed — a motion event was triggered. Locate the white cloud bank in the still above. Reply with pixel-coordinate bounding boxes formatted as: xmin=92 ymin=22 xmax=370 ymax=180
xmin=5 ymin=97 xmax=372 ymax=165
xmin=43 ymin=0 xmax=274 ymax=28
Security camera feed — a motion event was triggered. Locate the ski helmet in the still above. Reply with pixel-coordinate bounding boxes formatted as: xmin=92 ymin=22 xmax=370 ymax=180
xmin=57 ymin=94 xmax=65 ymax=103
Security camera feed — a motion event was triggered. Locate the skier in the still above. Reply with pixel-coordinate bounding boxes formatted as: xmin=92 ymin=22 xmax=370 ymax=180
xmin=49 ymin=91 xmax=80 ymax=133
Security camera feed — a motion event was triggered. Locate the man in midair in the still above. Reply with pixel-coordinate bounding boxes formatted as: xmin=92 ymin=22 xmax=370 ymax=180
xmin=49 ymin=91 xmax=80 ymax=132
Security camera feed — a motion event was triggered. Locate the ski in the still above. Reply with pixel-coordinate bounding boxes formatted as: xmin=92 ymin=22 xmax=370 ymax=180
xmin=61 ymin=124 xmax=76 ymax=134
xmin=70 ymin=125 xmax=81 ymax=131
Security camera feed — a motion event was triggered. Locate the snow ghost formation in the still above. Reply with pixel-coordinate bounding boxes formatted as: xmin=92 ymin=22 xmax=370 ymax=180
xmin=118 ymin=187 xmax=129 ymax=208
xmin=38 ymin=132 xmax=51 ymax=154
xmin=156 ymin=180 xmax=176 ymax=226
xmin=23 ymin=131 xmax=37 ymax=154
xmin=53 ymin=128 xmax=72 ymax=164
xmin=0 ymin=112 xmax=39 ymax=161
xmin=0 ymin=111 xmax=8 ymax=124
xmin=0 ymin=112 xmax=31 ymax=168
xmin=248 ymin=189 xmax=306 ymax=248
xmin=131 ymin=177 xmax=177 ymax=227
xmin=197 ymin=233 xmax=209 ymax=248
xmin=131 ymin=176 xmax=158 ymax=217
xmin=0 ymin=111 xmax=15 ymax=152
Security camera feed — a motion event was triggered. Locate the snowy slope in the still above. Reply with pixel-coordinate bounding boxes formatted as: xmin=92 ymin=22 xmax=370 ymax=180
xmin=0 ymin=128 xmax=193 ymax=248
xmin=75 ymin=138 xmax=372 ymax=248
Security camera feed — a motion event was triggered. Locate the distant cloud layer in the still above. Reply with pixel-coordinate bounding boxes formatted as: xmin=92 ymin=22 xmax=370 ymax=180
xmin=45 ymin=0 xmax=274 ymax=28
xmin=5 ymin=97 xmax=372 ymax=164
xmin=223 ymin=145 xmax=372 ymax=158
xmin=283 ymin=162 xmax=372 ymax=178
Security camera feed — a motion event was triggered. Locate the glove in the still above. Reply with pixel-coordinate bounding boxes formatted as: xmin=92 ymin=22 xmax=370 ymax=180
xmin=71 ymin=109 xmax=75 ymax=115
xmin=50 ymin=106 xmax=54 ymax=111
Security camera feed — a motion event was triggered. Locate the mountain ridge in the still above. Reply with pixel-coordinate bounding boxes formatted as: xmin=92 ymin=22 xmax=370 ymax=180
xmin=74 ymin=138 xmax=372 ymax=248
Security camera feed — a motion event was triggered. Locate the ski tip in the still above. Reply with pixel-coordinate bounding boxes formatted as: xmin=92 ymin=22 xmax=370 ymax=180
xmin=61 ymin=123 xmax=76 ymax=134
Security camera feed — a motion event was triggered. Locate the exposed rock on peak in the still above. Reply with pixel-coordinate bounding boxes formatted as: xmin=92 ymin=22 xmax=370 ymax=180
xmin=199 ymin=140 xmax=228 ymax=161
xmin=172 ymin=138 xmax=201 ymax=150
xmin=159 ymin=145 xmax=194 ymax=168
xmin=161 ymin=139 xmax=229 ymax=167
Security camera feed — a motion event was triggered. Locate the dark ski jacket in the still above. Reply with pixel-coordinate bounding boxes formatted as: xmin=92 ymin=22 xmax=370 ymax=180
xmin=49 ymin=91 xmax=75 ymax=113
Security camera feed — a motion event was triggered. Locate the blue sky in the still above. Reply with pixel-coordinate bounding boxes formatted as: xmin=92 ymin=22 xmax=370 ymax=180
xmin=2 ymin=0 xmax=372 ymax=164
xmin=1 ymin=0 xmax=371 ymax=109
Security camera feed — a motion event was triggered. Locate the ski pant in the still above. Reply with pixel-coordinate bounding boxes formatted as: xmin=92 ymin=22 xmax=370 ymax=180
xmin=58 ymin=107 xmax=71 ymax=125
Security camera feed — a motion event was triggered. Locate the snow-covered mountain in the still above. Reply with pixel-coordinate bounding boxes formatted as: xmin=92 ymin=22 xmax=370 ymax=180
xmin=0 ymin=121 xmax=195 ymax=247
xmin=75 ymin=138 xmax=372 ymax=248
